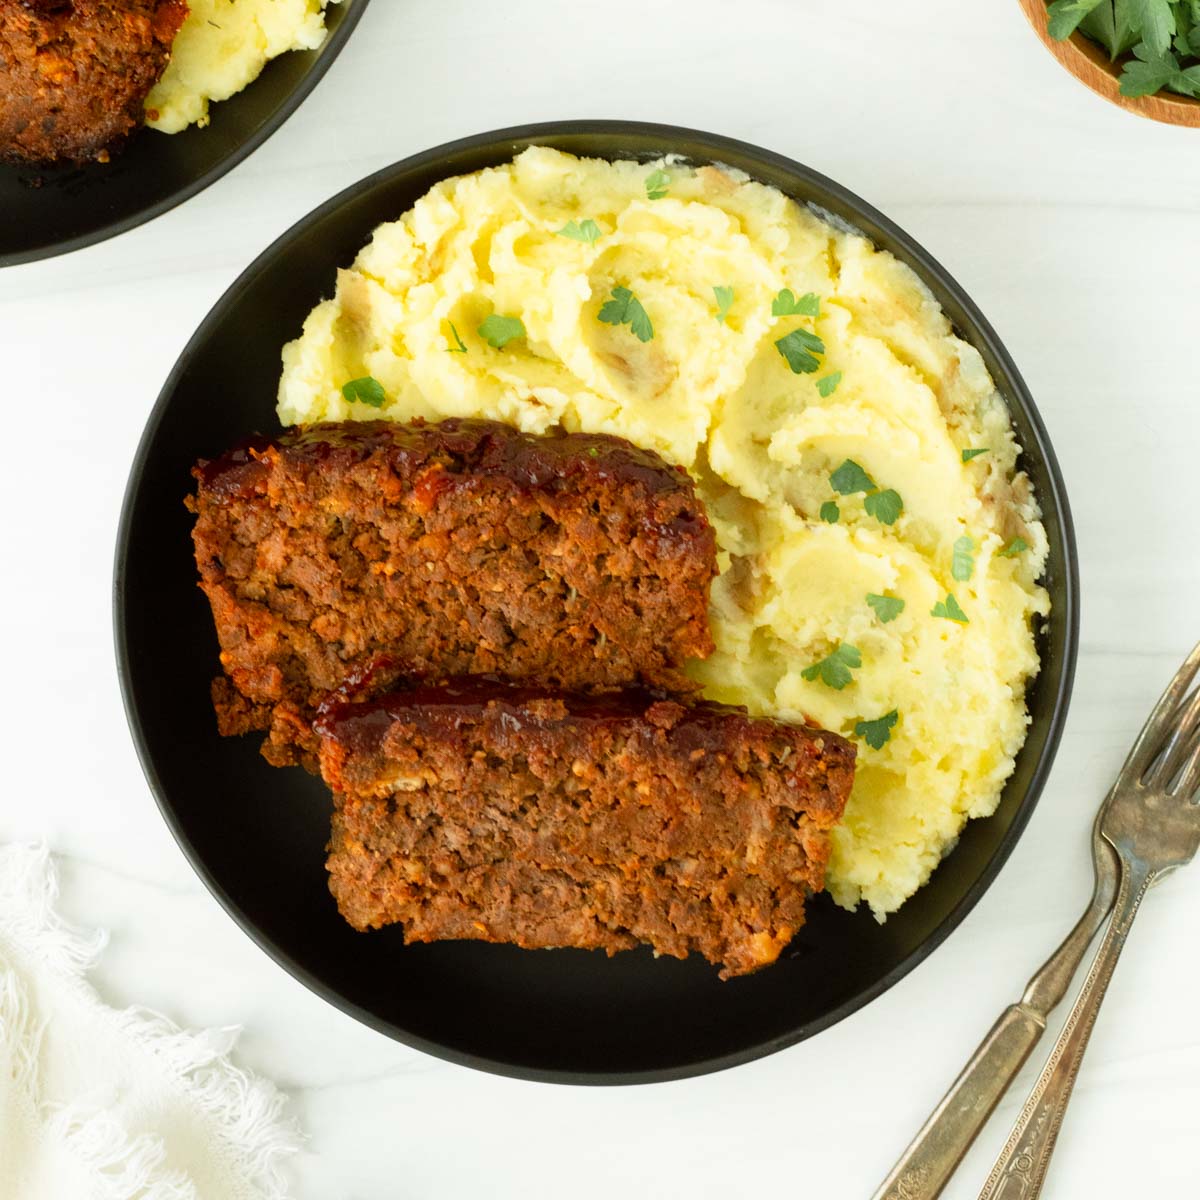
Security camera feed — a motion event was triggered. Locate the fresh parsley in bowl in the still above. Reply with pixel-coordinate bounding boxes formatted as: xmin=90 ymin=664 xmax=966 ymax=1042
xmin=1050 ymin=0 xmax=1200 ymax=97
xmin=1020 ymin=0 xmax=1200 ymax=124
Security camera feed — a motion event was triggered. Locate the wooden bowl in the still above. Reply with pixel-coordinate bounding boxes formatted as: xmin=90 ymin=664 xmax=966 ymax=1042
xmin=1019 ymin=0 xmax=1200 ymax=126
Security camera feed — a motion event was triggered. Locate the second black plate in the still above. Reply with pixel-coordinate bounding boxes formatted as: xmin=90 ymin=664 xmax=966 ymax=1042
xmin=0 ymin=0 xmax=368 ymax=268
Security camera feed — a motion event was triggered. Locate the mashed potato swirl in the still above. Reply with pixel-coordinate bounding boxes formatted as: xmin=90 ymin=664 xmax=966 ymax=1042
xmin=276 ymin=147 xmax=1050 ymax=918
xmin=146 ymin=0 xmax=336 ymax=133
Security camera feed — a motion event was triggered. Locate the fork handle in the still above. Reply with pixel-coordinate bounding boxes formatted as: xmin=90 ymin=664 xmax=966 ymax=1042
xmin=871 ymin=1003 xmax=1046 ymax=1200
xmin=871 ymin=856 xmax=1118 ymax=1200
xmin=977 ymin=861 xmax=1153 ymax=1200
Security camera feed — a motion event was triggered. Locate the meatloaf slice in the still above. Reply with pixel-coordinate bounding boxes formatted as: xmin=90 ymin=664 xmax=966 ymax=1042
xmin=317 ymin=682 xmax=856 ymax=979
xmin=189 ymin=419 xmax=717 ymax=767
xmin=0 ymin=1 xmax=187 ymax=165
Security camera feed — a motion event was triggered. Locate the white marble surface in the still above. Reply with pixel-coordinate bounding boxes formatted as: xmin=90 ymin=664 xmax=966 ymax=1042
xmin=3 ymin=0 xmax=1199 ymax=1195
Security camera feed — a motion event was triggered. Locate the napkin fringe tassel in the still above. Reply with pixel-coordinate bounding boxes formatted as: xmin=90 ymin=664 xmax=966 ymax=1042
xmin=0 ymin=844 xmax=301 ymax=1200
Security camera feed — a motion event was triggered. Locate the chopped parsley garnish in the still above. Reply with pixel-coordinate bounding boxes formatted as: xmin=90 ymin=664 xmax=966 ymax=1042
xmin=775 ymin=328 xmax=826 ymax=374
xmin=772 ymin=288 xmax=825 ymax=375
xmin=801 ymin=643 xmax=862 ymax=690
xmin=829 ymin=460 xmax=904 ymax=526
xmin=557 ymin=219 xmax=602 ymax=244
xmin=855 ymin=710 xmax=899 ymax=750
xmin=341 ymin=376 xmax=386 ymax=407
xmin=477 ymin=314 xmax=526 ymax=349
xmin=831 ymin=459 xmax=877 ymax=494
xmin=961 ymin=448 xmax=988 ymax=462
xmin=820 ymin=500 xmax=840 ymax=523
xmin=866 ymin=593 xmax=905 ymax=623
xmin=644 ymin=168 xmax=670 ymax=200
xmin=932 ymin=593 xmax=970 ymax=623
xmin=1047 ymin=0 xmax=1200 ymax=98
xmin=772 ymin=289 xmax=820 ymax=317
xmin=952 ymin=535 xmax=976 ymax=582
xmin=713 ymin=286 xmax=735 ymax=324
xmin=864 ymin=489 xmax=903 ymax=525
xmin=446 ymin=322 xmax=468 ymax=353
xmin=598 ymin=286 xmax=654 ymax=342
xmin=998 ymin=536 xmax=1029 ymax=558
xmin=817 ymin=371 xmax=842 ymax=397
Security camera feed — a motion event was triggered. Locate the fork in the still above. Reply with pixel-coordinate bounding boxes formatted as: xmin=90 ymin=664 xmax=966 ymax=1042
xmin=977 ymin=641 xmax=1200 ymax=1198
xmin=872 ymin=641 xmax=1200 ymax=1200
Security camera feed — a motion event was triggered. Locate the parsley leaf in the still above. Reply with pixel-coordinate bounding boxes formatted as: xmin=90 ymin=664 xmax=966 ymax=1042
xmin=771 ymin=288 xmax=825 ymax=373
xmin=1120 ymin=45 xmax=1187 ymax=93
xmin=828 ymin=460 xmax=904 ymax=525
xmin=598 ymin=286 xmax=654 ymax=342
xmin=820 ymin=500 xmax=840 ymax=524
xmin=772 ymin=289 xmax=821 ymax=317
xmin=866 ymin=593 xmax=905 ymax=623
xmin=855 ymin=710 xmax=899 ymax=750
xmin=864 ymin=489 xmax=903 ymax=525
xmin=1175 ymin=6 xmax=1199 ymax=58
xmin=1080 ymin=0 xmax=1140 ymax=57
xmin=1115 ymin=0 xmax=1199 ymax=94
xmin=477 ymin=314 xmax=526 ymax=349
xmin=952 ymin=535 xmax=976 ymax=582
xmin=1047 ymin=0 xmax=1106 ymax=40
xmin=644 ymin=168 xmax=670 ymax=200
xmin=1178 ymin=63 xmax=1200 ymax=94
xmin=713 ymin=286 xmax=735 ymax=324
xmin=775 ymin=328 xmax=825 ymax=374
xmin=801 ymin=643 xmax=862 ymax=691
xmin=557 ymin=219 xmax=602 ymax=244
xmin=341 ymin=376 xmax=386 ymax=407
xmin=932 ymin=593 xmax=970 ymax=623
xmin=830 ymin=459 xmax=876 ymax=495
xmin=600 ymin=288 xmax=657 ymax=345
xmin=961 ymin=447 xmax=988 ymax=462
xmin=446 ymin=322 xmax=467 ymax=353
xmin=817 ymin=371 xmax=842 ymax=397
xmin=1127 ymin=0 xmax=1176 ymax=55
xmin=998 ymin=536 xmax=1029 ymax=558
xmin=1070 ymin=0 xmax=1198 ymax=93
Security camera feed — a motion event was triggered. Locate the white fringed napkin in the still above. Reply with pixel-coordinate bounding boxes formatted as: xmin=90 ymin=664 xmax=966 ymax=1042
xmin=0 ymin=845 xmax=301 ymax=1200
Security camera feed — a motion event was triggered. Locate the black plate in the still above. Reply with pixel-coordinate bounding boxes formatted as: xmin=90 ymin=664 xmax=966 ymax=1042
xmin=0 ymin=0 xmax=368 ymax=268
xmin=115 ymin=122 xmax=1079 ymax=1084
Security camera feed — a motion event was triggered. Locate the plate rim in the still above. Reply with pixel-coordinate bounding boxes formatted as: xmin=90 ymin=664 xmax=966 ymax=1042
xmin=0 ymin=0 xmax=371 ymax=269
xmin=113 ymin=119 xmax=1081 ymax=1085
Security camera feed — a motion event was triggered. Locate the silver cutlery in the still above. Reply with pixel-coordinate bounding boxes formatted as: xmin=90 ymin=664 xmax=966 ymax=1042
xmin=874 ymin=640 xmax=1200 ymax=1200
xmin=978 ymin=642 xmax=1200 ymax=1197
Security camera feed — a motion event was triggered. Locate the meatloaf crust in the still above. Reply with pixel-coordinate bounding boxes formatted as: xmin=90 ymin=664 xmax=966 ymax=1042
xmin=0 ymin=0 xmax=187 ymax=165
xmin=189 ymin=419 xmax=718 ymax=766
xmin=318 ymin=681 xmax=856 ymax=979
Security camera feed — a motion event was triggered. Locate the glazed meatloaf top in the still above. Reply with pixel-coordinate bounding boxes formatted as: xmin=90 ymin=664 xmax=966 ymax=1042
xmin=0 ymin=0 xmax=187 ymax=165
xmin=190 ymin=418 xmax=718 ymax=765
xmin=319 ymin=681 xmax=857 ymax=978
xmin=318 ymin=680 xmax=855 ymax=832
xmin=195 ymin=417 xmax=712 ymax=515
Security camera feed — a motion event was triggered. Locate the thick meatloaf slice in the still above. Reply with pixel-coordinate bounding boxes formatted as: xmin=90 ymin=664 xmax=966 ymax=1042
xmin=0 ymin=1 xmax=187 ymax=165
xmin=189 ymin=419 xmax=717 ymax=767
xmin=317 ymin=682 xmax=856 ymax=979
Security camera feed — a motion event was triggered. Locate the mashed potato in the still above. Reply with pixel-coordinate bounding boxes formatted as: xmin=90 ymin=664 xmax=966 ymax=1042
xmin=145 ymin=0 xmax=337 ymax=133
xmin=276 ymin=147 xmax=1050 ymax=918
